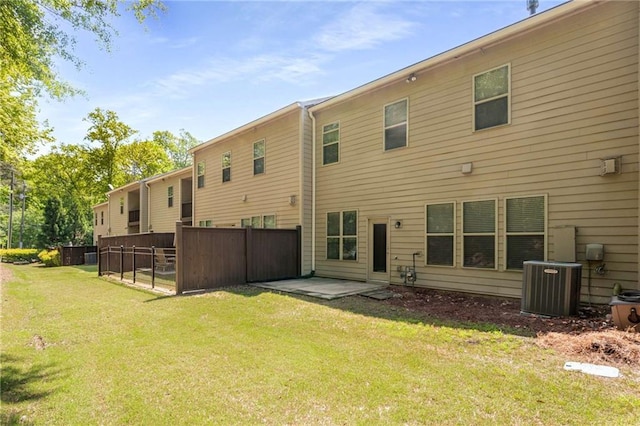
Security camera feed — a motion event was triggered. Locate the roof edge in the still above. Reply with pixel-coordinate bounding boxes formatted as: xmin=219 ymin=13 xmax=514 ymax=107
xmin=191 ymin=99 xmax=329 ymax=154
xmin=309 ymin=0 xmax=598 ymax=112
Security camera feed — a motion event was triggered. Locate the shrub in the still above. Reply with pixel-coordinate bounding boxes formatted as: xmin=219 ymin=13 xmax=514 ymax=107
xmin=38 ymin=249 xmax=61 ymax=267
xmin=0 ymin=248 xmax=39 ymax=263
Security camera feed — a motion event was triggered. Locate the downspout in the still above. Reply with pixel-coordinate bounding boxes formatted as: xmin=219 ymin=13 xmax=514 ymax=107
xmin=145 ymin=180 xmax=151 ymax=233
xmin=308 ymin=108 xmax=317 ymax=272
xmin=298 ymin=105 xmax=305 ymax=274
xmin=192 ymin=151 xmax=196 ymax=225
xmin=107 ymin=195 xmax=111 ymax=236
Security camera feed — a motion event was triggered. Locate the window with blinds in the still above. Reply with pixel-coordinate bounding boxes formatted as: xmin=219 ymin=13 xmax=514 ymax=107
xmin=506 ymin=195 xmax=546 ymax=269
xmin=426 ymin=202 xmax=455 ymax=266
xmin=462 ymin=199 xmax=496 ymax=268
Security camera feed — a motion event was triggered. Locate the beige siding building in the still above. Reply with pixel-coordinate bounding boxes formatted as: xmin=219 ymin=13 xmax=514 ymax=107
xmin=104 ymin=180 xmax=149 ymax=236
xmin=309 ymin=0 xmax=639 ymax=304
xmin=146 ymin=167 xmax=193 ymax=233
xmin=91 ymin=202 xmax=109 ymax=245
xmin=190 ymin=101 xmax=323 ymax=274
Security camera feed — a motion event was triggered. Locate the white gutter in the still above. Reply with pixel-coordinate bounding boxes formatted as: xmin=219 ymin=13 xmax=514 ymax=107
xmin=308 ymin=108 xmax=317 ymax=271
xmin=297 ymin=104 xmax=305 ymax=273
xmin=106 ymin=195 xmax=111 ymax=236
xmin=144 ymin=180 xmax=151 ymax=232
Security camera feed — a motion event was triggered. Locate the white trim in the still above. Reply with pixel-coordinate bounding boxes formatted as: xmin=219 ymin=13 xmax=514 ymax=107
xmin=503 ymin=193 xmax=548 ymax=270
xmin=472 ymin=63 xmax=511 ymax=132
xmin=383 ymin=98 xmax=409 ymax=151
xmin=221 ymin=151 xmax=231 ymax=183
xmin=325 ymin=209 xmax=358 ymax=261
xmin=321 ymin=121 xmax=340 ymax=166
xmin=461 ymin=198 xmax=498 ymax=270
xmin=253 ymin=139 xmax=266 ymax=176
xmin=425 ymin=201 xmax=457 ymax=268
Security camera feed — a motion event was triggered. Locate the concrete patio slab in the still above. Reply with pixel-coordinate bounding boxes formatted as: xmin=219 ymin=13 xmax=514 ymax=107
xmin=251 ymin=277 xmax=387 ymax=300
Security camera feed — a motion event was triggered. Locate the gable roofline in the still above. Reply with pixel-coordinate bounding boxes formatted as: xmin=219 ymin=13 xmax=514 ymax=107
xmin=309 ymin=0 xmax=599 ymax=112
xmin=145 ymin=166 xmax=192 ymax=185
xmin=190 ymin=97 xmax=332 ymax=154
xmin=92 ymin=201 xmax=109 ymax=209
xmin=106 ymin=180 xmax=142 ymax=196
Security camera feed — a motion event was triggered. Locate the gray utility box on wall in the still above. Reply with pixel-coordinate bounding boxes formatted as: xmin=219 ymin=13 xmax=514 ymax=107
xmin=521 ymin=261 xmax=582 ymax=317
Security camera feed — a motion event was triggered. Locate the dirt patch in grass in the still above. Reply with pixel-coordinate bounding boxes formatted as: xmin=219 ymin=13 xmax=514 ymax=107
xmin=384 ymin=286 xmax=639 ymax=369
xmin=0 ymin=262 xmax=14 ymax=284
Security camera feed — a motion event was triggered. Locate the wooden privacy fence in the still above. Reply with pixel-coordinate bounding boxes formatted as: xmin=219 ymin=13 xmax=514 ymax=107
xmin=175 ymin=222 xmax=301 ymax=294
xmin=58 ymin=245 xmax=97 ymax=266
xmin=95 ymin=227 xmax=301 ymax=294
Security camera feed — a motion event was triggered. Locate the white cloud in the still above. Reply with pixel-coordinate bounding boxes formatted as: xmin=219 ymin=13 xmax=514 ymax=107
xmin=152 ymin=53 xmax=326 ymax=98
xmin=314 ymin=3 xmax=416 ymax=52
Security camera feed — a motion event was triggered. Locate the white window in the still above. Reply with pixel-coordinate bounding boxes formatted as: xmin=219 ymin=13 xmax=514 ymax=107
xmin=119 ymin=197 xmax=124 ymax=214
xmin=198 ymin=220 xmax=212 ymax=227
xmin=322 ymin=122 xmax=339 ymax=165
xmin=253 ymin=139 xmax=265 ymax=175
xmin=462 ymin=199 xmax=496 ymax=269
xmin=505 ymin=195 xmax=546 ymax=269
xmin=94 ymin=213 xmax=98 ymax=226
xmin=197 ymin=161 xmax=205 ymax=188
xmin=326 ymin=210 xmax=357 ymax=261
xmin=100 ymin=211 xmax=104 ymax=225
xmin=263 ymin=215 xmax=276 ymax=229
xmin=426 ymin=202 xmax=455 ymax=266
xmin=241 ymin=215 xmax=276 ymax=228
xmin=473 ymin=64 xmax=510 ymax=131
xmin=167 ymin=186 xmax=174 ymax=208
xmin=384 ymin=99 xmax=408 ymax=151
xmin=222 ymin=152 xmax=231 ymax=183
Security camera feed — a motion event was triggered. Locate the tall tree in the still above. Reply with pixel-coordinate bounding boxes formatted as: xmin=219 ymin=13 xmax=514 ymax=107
xmin=116 ymin=140 xmax=173 ymax=183
xmin=85 ymin=108 xmax=137 ymax=192
xmin=0 ymin=0 xmax=163 ymax=165
xmin=38 ymin=196 xmax=66 ymax=247
xmin=150 ymin=129 xmax=199 ymax=169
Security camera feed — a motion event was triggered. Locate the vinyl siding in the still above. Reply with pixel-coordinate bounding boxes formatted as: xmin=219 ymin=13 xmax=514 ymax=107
xmin=300 ymin=109 xmax=314 ymax=274
xmin=148 ymin=170 xmax=191 ymax=233
xmin=312 ymin=0 xmax=639 ymax=303
xmin=193 ymin=109 xmax=303 ymax=231
xmin=92 ymin=204 xmax=109 ymax=245
xmin=108 ymin=192 xmax=128 ymax=236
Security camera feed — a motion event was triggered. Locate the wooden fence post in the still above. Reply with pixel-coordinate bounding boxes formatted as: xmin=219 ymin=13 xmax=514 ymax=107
xmin=245 ymin=226 xmax=253 ymax=283
xmin=175 ymin=221 xmax=183 ymax=295
xmin=296 ymin=225 xmax=302 ymax=277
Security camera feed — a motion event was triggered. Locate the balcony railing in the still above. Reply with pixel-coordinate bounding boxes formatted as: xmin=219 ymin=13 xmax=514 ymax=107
xmin=128 ymin=209 xmax=140 ymax=224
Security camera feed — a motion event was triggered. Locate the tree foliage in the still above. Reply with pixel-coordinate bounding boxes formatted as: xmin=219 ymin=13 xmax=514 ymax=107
xmin=151 ymin=129 xmax=199 ymax=169
xmin=0 ymin=0 xmax=163 ymax=166
xmin=38 ymin=196 xmax=65 ymax=247
xmin=85 ymin=108 xmax=137 ymax=192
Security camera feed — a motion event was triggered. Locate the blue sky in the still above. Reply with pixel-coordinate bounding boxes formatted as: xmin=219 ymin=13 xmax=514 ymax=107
xmin=37 ymin=0 xmax=566 ymax=151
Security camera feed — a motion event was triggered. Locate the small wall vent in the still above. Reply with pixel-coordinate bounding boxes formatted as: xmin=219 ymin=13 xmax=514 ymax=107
xmin=521 ymin=261 xmax=582 ymax=317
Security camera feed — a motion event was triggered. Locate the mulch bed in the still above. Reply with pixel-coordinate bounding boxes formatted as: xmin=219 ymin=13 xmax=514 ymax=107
xmin=383 ymin=286 xmax=640 ymax=369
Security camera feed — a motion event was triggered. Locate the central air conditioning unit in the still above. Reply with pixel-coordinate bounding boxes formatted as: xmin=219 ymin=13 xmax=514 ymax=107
xmin=521 ymin=261 xmax=582 ymax=317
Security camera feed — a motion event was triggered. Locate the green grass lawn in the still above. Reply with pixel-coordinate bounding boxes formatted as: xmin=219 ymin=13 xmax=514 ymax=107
xmin=1 ymin=264 xmax=639 ymax=425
